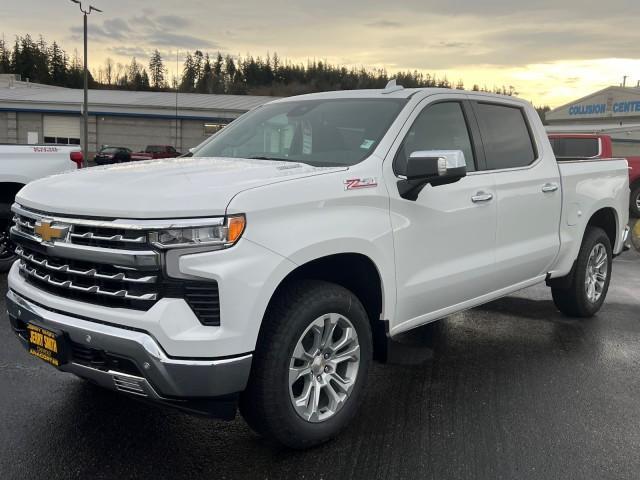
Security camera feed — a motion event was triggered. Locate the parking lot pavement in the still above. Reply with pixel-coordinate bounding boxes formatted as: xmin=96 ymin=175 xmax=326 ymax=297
xmin=0 ymin=235 xmax=639 ymax=480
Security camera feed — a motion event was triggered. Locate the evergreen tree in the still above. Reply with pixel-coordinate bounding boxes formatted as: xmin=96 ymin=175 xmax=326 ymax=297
xmin=196 ymin=53 xmax=214 ymax=93
xmin=127 ymin=57 xmax=141 ymax=89
xmin=148 ymin=49 xmax=165 ymax=89
xmin=49 ymin=41 xmax=66 ymax=85
xmin=180 ymin=53 xmax=196 ymax=92
xmin=33 ymin=35 xmax=50 ymax=84
xmin=0 ymin=37 xmax=10 ymax=73
xmin=139 ymin=69 xmax=150 ymax=90
xmin=66 ymin=49 xmax=84 ymax=88
xmin=190 ymin=50 xmax=204 ymax=91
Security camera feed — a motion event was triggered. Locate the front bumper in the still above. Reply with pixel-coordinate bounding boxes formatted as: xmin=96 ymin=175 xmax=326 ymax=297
xmin=6 ymin=289 xmax=252 ymax=418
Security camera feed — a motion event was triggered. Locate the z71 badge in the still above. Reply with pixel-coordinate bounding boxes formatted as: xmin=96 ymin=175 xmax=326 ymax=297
xmin=344 ymin=177 xmax=378 ymax=190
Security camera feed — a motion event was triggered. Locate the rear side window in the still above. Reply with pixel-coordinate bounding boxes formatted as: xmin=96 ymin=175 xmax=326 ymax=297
xmin=551 ymin=137 xmax=600 ymax=160
xmin=474 ymin=103 xmax=536 ymax=170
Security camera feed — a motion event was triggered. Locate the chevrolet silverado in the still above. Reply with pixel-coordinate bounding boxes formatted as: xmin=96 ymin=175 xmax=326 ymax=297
xmin=6 ymin=85 xmax=630 ymax=448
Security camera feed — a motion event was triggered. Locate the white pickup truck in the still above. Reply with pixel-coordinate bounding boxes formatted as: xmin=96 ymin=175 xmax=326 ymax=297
xmin=6 ymin=86 xmax=630 ymax=449
xmin=0 ymin=144 xmax=83 ymax=271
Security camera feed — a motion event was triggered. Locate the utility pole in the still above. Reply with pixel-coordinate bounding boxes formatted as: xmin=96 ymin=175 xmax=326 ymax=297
xmin=70 ymin=0 xmax=102 ymax=164
xmin=623 ymin=75 xmax=628 ymax=87
xmin=175 ymin=50 xmax=179 ymax=150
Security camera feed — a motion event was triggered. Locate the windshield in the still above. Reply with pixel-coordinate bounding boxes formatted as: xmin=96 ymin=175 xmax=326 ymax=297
xmin=192 ymin=98 xmax=407 ymax=167
xmin=100 ymin=147 xmax=119 ymax=154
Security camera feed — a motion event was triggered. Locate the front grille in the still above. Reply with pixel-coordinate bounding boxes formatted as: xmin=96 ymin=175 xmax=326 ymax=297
xmin=70 ymin=224 xmax=149 ymax=250
xmin=17 ymin=245 xmax=159 ymax=310
xmin=11 ymin=205 xmax=221 ymax=324
xmin=13 ymin=211 xmax=150 ymax=251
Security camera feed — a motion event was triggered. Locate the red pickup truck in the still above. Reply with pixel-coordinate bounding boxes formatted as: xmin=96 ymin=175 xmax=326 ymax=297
xmin=548 ymin=133 xmax=640 ymax=217
xmin=139 ymin=145 xmax=181 ymax=159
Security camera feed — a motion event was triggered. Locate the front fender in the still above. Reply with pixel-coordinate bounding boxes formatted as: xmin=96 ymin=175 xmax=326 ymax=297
xmin=227 ymin=169 xmax=396 ymax=322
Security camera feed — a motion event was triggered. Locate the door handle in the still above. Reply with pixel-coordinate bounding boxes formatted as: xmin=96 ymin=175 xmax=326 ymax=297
xmin=542 ymin=183 xmax=559 ymax=193
xmin=471 ymin=192 xmax=493 ymax=203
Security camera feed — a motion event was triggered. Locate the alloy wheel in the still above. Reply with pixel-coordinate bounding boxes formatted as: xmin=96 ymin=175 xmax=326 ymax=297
xmin=585 ymin=243 xmax=608 ymax=303
xmin=288 ymin=313 xmax=361 ymax=423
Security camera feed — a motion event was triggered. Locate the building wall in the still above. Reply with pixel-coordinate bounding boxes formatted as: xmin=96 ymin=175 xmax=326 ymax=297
xmin=0 ymin=110 xmax=233 ymax=151
xmin=16 ymin=112 xmax=43 ymax=143
xmin=0 ymin=112 xmax=8 ymax=143
xmin=95 ymin=115 xmax=216 ymax=152
xmin=96 ymin=116 xmax=176 ymax=152
xmin=182 ymin=119 xmax=211 ymax=150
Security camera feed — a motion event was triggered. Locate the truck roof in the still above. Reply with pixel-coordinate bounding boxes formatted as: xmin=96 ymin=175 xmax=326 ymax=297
xmin=270 ymin=87 xmax=532 ymax=106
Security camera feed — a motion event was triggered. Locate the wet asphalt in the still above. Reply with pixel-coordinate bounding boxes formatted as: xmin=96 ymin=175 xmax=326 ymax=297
xmin=0 ymin=222 xmax=639 ymax=480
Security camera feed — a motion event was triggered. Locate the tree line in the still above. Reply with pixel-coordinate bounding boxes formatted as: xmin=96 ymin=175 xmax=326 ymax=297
xmin=0 ymin=34 xmax=525 ymax=96
xmin=1 ymin=34 xmax=552 ymax=119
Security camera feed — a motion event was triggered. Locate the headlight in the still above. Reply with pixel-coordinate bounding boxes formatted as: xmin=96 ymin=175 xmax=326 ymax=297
xmin=149 ymin=215 xmax=245 ymax=249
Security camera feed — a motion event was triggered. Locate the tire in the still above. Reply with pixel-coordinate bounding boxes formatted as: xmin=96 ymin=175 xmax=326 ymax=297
xmin=630 ymin=184 xmax=640 ymax=218
xmin=551 ymin=226 xmax=612 ymax=318
xmin=239 ymin=279 xmax=372 ymax=449
xmin=0 ymin=203 xmax=17 ymax=273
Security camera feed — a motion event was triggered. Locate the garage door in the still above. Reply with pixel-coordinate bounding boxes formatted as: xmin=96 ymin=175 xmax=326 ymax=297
xmin=43 ymin=115 xmax=81 ymax=145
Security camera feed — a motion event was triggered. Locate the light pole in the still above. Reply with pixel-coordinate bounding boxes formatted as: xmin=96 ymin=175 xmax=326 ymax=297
xmin=70 ymin=0 xmax=102 ymax=164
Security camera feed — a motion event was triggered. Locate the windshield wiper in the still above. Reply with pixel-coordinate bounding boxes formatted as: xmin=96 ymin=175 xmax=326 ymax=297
xmin=248 ymin=155 xmax=298 ymax=162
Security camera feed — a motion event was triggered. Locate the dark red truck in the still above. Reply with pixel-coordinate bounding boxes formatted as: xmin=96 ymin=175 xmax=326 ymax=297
xmin=139 ymin=145 xmax=181 ymax=159
xmin=549 ymin=134 xmax=640 ymax=217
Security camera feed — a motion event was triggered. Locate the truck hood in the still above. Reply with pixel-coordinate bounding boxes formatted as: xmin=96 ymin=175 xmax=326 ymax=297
xmin=17 ymin=157 xmax=346 ymax=218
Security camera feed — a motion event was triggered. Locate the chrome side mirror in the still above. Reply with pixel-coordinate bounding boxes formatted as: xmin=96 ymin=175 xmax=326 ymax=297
xmin=398 ymin=150 xmax=467 ymax=200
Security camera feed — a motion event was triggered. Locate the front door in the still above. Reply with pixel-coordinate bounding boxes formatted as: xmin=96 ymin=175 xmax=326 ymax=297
xmin=385 ymin=96 xmax=498 ymax=334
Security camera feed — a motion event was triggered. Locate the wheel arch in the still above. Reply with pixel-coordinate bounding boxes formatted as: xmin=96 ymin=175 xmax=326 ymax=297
xmin=586 ymin=207 xmax=618 ymax=249
xmin=0 ymin=182 xmax=25 ymax=205
xmin=262 ymin=252 xmax=389 ymax=362
xmin=548 ymin=206 xmax=618 ymax=289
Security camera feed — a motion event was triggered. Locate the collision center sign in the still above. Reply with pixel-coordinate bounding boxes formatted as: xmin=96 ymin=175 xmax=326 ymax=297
xmin=569 ymin=100 xmax=640 ymax=116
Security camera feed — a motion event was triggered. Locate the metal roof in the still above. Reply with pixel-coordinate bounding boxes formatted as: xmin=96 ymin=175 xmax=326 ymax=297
xmin=0 ymin=80 xmax=279 ymax=120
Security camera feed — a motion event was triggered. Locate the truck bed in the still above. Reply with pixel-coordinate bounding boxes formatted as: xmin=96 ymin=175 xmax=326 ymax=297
xmin=552 ymin=158 xmax=630 ymax=277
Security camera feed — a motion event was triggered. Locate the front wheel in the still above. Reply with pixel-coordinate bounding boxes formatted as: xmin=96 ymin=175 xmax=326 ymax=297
xmin=0 ymin=203 xmax=17 ymax=273
xmin=239 ymin=280 xmax=372 ymax=449
xmin=551 ymin=226 xmax=612 ymax=317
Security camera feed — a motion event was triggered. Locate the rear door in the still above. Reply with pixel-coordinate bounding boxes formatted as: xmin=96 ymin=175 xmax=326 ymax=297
xmin=471 ymin=100 xmax=561 ymax=287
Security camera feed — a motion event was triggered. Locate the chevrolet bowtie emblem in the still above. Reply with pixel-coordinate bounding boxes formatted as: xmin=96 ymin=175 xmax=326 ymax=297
xmin=34 ymin=220 xmax=69 ymax=242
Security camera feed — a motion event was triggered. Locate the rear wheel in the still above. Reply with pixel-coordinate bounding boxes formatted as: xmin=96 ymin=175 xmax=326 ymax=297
xmin=630 ymin=184 xmax=640 ymax=218
xmin=0 ymin=203 xmax=17 ymax=273
xmin=239 ymin=280 xmax=372 ymax=449
xmin=551 ymin=226 xmax=612 ymax=317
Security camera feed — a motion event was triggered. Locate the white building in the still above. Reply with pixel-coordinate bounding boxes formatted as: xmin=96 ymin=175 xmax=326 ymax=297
xmin=0 ymin=74 xmax=277 ymax=154
xmin=546 ymin=86 xmax=640 ymax=157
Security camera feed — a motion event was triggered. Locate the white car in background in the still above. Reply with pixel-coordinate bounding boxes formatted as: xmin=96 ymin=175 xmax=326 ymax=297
xmin=0 ymin=144 xmax=83 ymax=271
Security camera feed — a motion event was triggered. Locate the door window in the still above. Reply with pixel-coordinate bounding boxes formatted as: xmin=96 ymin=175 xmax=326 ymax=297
xmin=474 ymin=103 xmax=536 ymax=170
xmin=394 ymin=102 xmax=476 ymax=174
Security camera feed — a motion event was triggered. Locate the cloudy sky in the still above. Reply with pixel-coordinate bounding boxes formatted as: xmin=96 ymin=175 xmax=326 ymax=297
xmin=4 ymin=0 xmax=640 ymax=107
